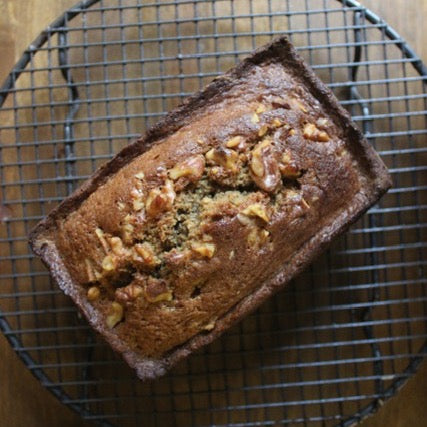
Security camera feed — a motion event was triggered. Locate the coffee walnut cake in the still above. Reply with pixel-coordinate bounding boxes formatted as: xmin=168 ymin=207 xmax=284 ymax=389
xmin=30 ymin=37 xmax=391 ymax=380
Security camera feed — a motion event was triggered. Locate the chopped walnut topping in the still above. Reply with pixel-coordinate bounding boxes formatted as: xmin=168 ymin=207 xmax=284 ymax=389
xmin=95 ymin=228 xmax=109 ymax=253
xmin=251 ymin=112 xmax=260 ymax=124
xmin=109 ymin=236 xmax=126 ymax=256
xmin=270 ymin=96 xmax=291 ymax=109
xmin=168 ymin=154 xmax=205 ymax=185
xmin=229 ymin=250 xmax=235 ymax=260
xmin=102 ymin=255 xmax=116 ymax=272
xmin=290 ymin=97 xmax=308 ymax=113
xmin=236 ymin=213 xmax=253 ymax=226
xmin=241 ymin=204 xmax=270 ymax=223
xmin=272 ymin=118 xmax=283 ymax=128
xmin=316 ymin=118 xmax=329 ymax=127
xmin=279 ymin=151 xmax=301 ymax=178
xmin=134 ymin=171 xmax=145 ymax=180
xmin=106 ymin=302 xmax=124 ymax=328
xmin=85 ymin=258 xmax=98 ymax=283
xmin=115 ymin=283 xmax=143 ymax=304
xmin=203 ymin=320 xmax=216 ymax=331
xmin=258 ymin=124 xmax=268 ymax=137
xmin=131 ymin=188 xmax=145 ymax=211
xmin=205 ymin=147 xmax=239 ymax=173
xmin=117 ymin=201 xmax=125 ymax=211
xmin=122 ymin=215 xmax=135 ymax=244
xmin=301 ymin=198 xmax=310 ymax=210
xmin=144 ymin=277 xmax=173 ymax=303
xmin=146 ymin=180 xmax=176 ymax=217
xmin=225 ymin=135 xmax=243 ymax=148
xmin=303 ymin=123 xmax=330 ymax=142
xmin=202 ymin=233 xmax=213 ymax=242
xmin=133 ymin=242 xmax=160 ymax=268
xmin=164 ymin=248 xmax=191 ymax=268
xmin=247 ymin=228 xmax=270 ymax=247
xmin=256 ymin=104 xmax=267 ymax=114
xmin=87 ymin=286 xmax=100 ymax=301
xmin=249 ymin=139 xmax=281 ymax=193
xmin=191 ymin=242 xmax=216 ymax=258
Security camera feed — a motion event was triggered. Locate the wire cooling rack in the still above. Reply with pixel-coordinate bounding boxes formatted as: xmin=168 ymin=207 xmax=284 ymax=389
xmin=0 ymin=0 xmax=426 ymax=426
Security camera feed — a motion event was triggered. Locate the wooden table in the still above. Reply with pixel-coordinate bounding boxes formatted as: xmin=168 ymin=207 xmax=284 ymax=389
xmin=0 ymin=1 xmax=426 ymax=426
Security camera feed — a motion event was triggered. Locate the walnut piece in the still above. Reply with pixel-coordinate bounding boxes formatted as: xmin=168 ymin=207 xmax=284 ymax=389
xmin=256 ymin=104 xmax=267 ymax=114
xmin=168 ymin=154 xmax=205 ymax=183
xmin=279 ymin=151 xmax=301 ymax=178
xmin=144 ymin=277 xmax=173 ymax=303
xmin=95 ymin=228 xmax=109 ymax=253
xmin=115 ymin=283 xmax=143 ymax=304
xmin=85 ymin=258 xmax=98 ymax=283
xmin=109 ymin=236 xmax=126 ymax=256
xmin=251 ymin=112 xmax=260 ymax=124
xmin=241 ymin=204 xmax=270 ymax=223
xmin=272 ymin=118 xmax=283 ymax=128
xmin=249 ymin=139 xmax=281 ymax=193
xmin=290 ymin=97 xmax=308 ymax=113
xmin=205 ymin=147 xmax=239 ymax=173
xmin=247 ymin=228 xmax=270 ymax=247
xmin=258 ymin=124 xmax=268 ymax=137
xmin=203 ymin=320 xmax=216 ymax=331
xmin=303 ymin=123 xmax=330 ymax=142
xmin=122 ymin=215 xmax=135 ymax=244
xmin=164 ymin=248 xmax=191 ymax=268
xmin=102 ymin=255 xmax=116 ymax=272
xmin=131 ymin=188 xmax=144 ymax=211
xmin=146 ymin=179 xmax=176 ymax=217
xmin=191 ymin=242 xmax=216 ymax=258
xmin=133 ymin=242 xmax=160 ymax=268
xmin=87 ymin=286 xmax=100 ymax=301
xmin=106 ymin=302 xmax=124 ymax=328
xmin=225 ymin=135 xmax=243 ymax=148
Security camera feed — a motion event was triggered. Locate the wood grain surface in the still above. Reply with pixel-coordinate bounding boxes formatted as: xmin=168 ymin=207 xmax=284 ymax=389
xmin=0 ymin=0 xmax=426 ymax=426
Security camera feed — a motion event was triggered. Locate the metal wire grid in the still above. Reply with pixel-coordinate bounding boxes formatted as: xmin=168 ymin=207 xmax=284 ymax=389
xmin=0 ymin=0 xmax=426 ymax=425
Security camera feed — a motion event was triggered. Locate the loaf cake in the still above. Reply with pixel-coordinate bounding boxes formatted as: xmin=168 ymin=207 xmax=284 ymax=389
xmin=30 ymin=37 xmax=391 ymax=380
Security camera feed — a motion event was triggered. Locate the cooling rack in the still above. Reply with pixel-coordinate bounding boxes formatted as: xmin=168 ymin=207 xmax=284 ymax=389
xmin=0 ymin=0 xmax=426 ymax=426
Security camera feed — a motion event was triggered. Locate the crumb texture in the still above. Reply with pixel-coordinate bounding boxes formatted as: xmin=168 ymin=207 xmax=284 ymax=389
xmin=55 ymin=62 xmax=362 ymax=357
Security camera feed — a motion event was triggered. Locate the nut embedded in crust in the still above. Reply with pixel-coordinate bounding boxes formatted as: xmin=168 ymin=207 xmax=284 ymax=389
xmin=102 ymin=255 xmax=116 ymax=272
xmin=225 ymin=135 xmax=243 ymax=148
xmin=203 ymin=320 xmax=216 ymax=331
xmin=168 ymin=154 xmax=205 ymax=185
xmin=146 ymin=180 xmax=176 ymax=217
xmin=115 ymin=283 xmax=143 ymax=304
xmin=133 ymin=242 xmax=160 ymax=268
xmin=249 ymin=139 xmax=281 ymax=193
xmin=131 ymin=188 xmax=145 ymax=212
xmin=191 ymin=242 xmax=216 ymax=258
xmin=87 ymin=286 xmax=100 ymax=301
xmin=106 ymin=302 xmax=124 ymax=328
xmin=144 ymin=277 xmax=173 ymax=303
xmin=247 ymin=228 xmax=270 ymax=248
xmin=85 ymin=258 xmax=98 ymax=283
xmin=95 ymin=228 xmax=109 ymax=253
xmin=109 ymin=236 xmax=126 ymax=256
xmin=205 ymin=147 xmax=239 ymax=173
xmin=279 ymin=151 xmax=301 ymax=179
xmin=241 ymin=204 xmax=270 ymax=223
xmin=290 ymin=97 xmax=308 ymax=113
xmin=303 ymin=123 xmax=330 ymax=142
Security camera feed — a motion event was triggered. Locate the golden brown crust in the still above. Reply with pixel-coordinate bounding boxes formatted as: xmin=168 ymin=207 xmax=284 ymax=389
xmin=29 ymin=36 xmax=391 ymax=380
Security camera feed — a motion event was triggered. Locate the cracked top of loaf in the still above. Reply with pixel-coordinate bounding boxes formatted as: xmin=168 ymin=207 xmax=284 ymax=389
xmin=30 ymin=37 xmax=391 ymax=380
